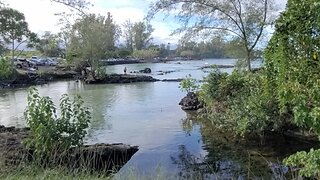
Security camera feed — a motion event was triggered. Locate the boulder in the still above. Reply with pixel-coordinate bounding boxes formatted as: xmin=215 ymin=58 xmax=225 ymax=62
xmin=179 ymin=92 xmax=203 ymax=110
xmin=139 ymin=68 xmax=152 ymax=73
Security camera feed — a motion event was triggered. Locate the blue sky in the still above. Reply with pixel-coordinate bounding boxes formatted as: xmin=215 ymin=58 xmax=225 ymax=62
xmin=4 ymin=0 xmax=287 ymax=46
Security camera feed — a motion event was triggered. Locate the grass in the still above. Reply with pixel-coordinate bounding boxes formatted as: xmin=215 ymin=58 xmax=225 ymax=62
xmin=0 ymin=165 xmax=111 ymax=180
xmin=0 ymin=164 xmax=205 ymax=180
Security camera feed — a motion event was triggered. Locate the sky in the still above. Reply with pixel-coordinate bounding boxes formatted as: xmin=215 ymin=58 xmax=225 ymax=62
xmin=3 ymin=0 xmax=287 ymax=46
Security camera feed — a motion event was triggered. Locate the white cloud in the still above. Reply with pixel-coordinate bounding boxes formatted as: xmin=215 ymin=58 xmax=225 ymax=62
xmin=90 ymin=6 xmax=145 ymax=24
xmin=5 ymin=0 xmax=73 ymax=33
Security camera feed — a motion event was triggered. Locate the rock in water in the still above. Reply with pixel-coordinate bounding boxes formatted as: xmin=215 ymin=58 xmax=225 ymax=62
xmin=139 ymin=68 xmax=152 ymax=73
xmin=179 ymin=92 xmax=203 ymax=110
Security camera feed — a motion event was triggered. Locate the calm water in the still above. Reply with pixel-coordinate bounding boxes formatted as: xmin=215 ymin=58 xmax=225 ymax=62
xmin=0 ymin=58 xmax=300 ymax=178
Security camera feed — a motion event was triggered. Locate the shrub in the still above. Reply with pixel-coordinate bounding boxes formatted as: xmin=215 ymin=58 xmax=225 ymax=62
xmin=0 ymin=57 xmax=14 ymax=81
xmin=284 ymin=149 xmax=320 ymax=178
xmin=200 ymin=69 xmax=282 ymax=137
xmin=24 ymin=87 xmax=91 ymax=155
xmin=179 ymin=74 xmax=199 ymax=93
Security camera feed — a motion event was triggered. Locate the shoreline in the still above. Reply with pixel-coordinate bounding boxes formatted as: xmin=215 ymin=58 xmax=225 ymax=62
xmin=0 ymin=125 xmax=138 ymax=173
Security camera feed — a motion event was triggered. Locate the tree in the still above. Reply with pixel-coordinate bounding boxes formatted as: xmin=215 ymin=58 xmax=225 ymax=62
xmin=0 ymin=40 xmax=8 ymax=56
xmin=36 ymin=31 xmax=63 ymax=57
xmin=132 ymin=21 xmax=154 ymax=50
xmin=0 ymin=7 xmax=38 ymax=63
xmin=148 ymin=0 xmax=277 ymax=71
xmin=122 ymin=20 xmax=134 ymax=52
xmin=263 ymin=0 xmax=320 ymax=177
xmin=50 ymin=0 xmax=90 ymax=15
xmin=68 ymin=13 xmax=120 ymax=77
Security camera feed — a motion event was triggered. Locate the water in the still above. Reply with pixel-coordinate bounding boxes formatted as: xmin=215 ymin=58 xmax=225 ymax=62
xmin=0 ymin=58 xmax=302 ymax=178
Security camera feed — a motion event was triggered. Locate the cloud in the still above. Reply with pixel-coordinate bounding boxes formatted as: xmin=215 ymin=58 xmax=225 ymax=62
xmin=5 ymin=0 xmax=74 ymax=33
xmin=90 ymin=6 xmax=145 ymax=24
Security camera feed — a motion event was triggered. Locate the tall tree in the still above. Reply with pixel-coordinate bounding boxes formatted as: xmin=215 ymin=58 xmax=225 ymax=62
xmin=36 ymin=31 xmax=63 ymax=57
xmin=68 ymin=13 xmax=120 ymax=77
xmin=132 ymin=22 xmax=153 ymax=50
xmin=122 ymin=20 xmax=134 ymax=52
xmin=0 ymin=7 xmax=38 ymax=63
xmin=148 ymin=0 xmax=277 ymax=71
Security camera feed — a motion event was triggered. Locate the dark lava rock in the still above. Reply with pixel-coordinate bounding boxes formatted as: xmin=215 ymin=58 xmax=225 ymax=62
xmin=162 ymin=79 xmax=183 ymax=82
xmin=139 ymin=68 xmax=152 ymax=73
xmin=85 ymin=74 xmax=159 ymax=84
xmin=179 ymin=92 xmax=203 ymax=110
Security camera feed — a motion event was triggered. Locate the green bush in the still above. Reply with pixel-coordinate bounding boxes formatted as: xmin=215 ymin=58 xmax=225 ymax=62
xmin=179 ymin=74 xmax=199 ymax=93
xmin=263 ymin=0 xmax=320 ymax=177
xmin=0 ymin=57 xmax=14 ymax=81
xmin=24 ymin=87 xmax=91 ymax=155
xmin=200 ymin=69 xmax=282 ymax=137
xmin=284 ymin=148 xmax=320 ymax=178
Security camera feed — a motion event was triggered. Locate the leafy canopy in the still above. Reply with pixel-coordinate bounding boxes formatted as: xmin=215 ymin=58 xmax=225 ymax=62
xmin=147 ymin=0 xmax=277 ymax=70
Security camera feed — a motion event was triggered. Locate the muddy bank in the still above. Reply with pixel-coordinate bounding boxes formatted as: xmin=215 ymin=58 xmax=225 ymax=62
xmin=0 ymin=125 xmax=138 ymax=173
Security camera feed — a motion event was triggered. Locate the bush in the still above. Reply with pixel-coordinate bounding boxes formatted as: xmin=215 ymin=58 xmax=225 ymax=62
xmin=179 ymin=74 xmax=199 ymax=93
xmin=200 ymin=69 xmax=282 ymax=137
xmin=24 ymin=87 xmax=91 ymax=155
xmin=284 ymin=148 xmax=320 ymax=178
xmin=0 ymin=57 xmax=14 ymax=81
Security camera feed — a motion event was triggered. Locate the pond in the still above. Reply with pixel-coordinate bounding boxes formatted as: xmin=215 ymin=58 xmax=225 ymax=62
xmin=0 ymin=58 xmax=307 ymax=178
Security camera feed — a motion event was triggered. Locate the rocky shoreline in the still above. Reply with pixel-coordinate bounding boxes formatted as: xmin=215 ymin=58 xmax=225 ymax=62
xmin=84 ymin=73 xmax=159 ymax=84
xmin=0 ymin=125 xmax=138 ymax=173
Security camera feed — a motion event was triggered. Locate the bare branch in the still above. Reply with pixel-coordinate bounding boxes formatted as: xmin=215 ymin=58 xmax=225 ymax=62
xmin=50 ymin=0 xmax=90 ymax=15
xmin=249 ymin=0 xmax=268 ymax=51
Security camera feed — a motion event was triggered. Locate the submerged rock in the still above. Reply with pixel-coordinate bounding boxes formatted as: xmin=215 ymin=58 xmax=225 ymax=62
xmin=179 ymin=92 xmax=203 ymax=110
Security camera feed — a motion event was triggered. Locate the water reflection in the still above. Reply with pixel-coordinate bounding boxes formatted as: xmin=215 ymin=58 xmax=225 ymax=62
xmin=179 ymin=112 xmax=320 ymax=179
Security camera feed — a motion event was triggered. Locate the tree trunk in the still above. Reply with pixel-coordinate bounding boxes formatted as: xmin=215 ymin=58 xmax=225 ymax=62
xmin=246 ymin=49 xmax=252 ymax=71
xmin=11 ymin=40 xmax=15 ymax=67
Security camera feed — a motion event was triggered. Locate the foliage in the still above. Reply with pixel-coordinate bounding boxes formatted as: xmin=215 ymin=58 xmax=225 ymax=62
xmin=132 ymin=22 xmax=153 ymax=50
xmin=0 ymin=7 xmax=38 ymax=62
xmin=148 ymin=0 xmax=277 ymax=70
xmin=36 ymin=31 xmax=64 ymax=57
xmin=0 ymin=39 xmax=8 ymax=56
xmin=132 ymin=49 xmax=158 ymax=59
xmin=122 ymin=20 xmax=134 ymax=52
xmin=67 ymin=13 xmax=120 ymax=76
xmin=284 ymin=149 xmax=320 ymax=178
xmin=262 ymin=0 xmax=320 ymax=177
xmin=122 ymin=20 xmax=154 ymax=51
xmin=24 ymin=87 xmax=91 ymax=155
xmin=179 ymin=74 xmax=199 ymax=93
xmin=264 ymin=0 xmax=320 ymax=135
xmin=0 ymin=57 xmax=14 ymax=81
xmin=180 ymin=50 xmax=195 ymax=58
xmin=199 ymin=69 xmax=282 ymax=137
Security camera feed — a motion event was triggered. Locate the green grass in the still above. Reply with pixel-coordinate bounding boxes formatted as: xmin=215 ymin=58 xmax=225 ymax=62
xmin=0 ymin=165 xmax=110 ymax=180
xmin=0 ymin=165 xmax=191 ymax=180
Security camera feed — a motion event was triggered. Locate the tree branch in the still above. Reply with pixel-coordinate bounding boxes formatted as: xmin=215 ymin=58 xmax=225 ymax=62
xmin=50 ymin=0 xmax=88 ymax=15
xmin=249 ymin=0 xmax=268 ymax=51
